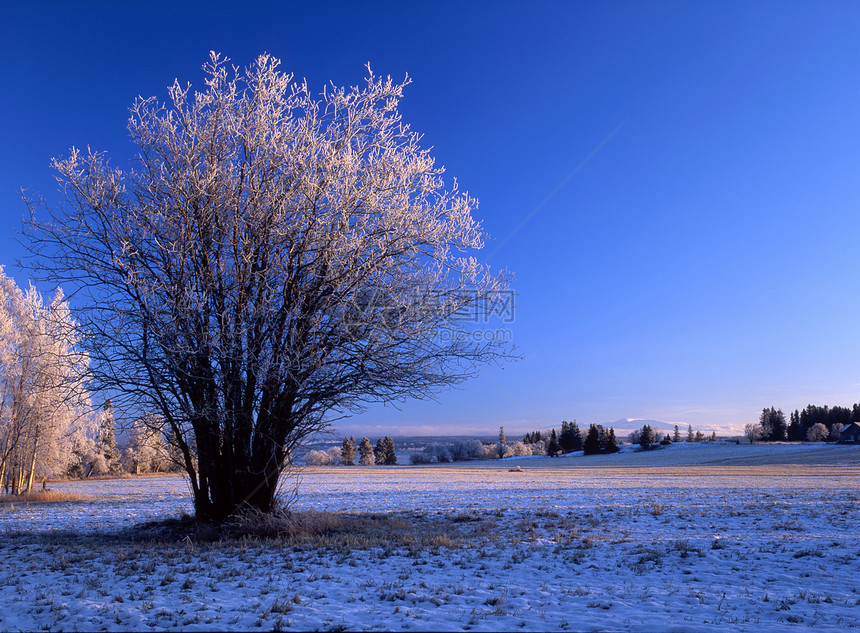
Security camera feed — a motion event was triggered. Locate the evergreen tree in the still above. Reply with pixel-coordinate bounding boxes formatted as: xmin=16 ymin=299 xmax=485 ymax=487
xmin=694 ymin=430 xmax=704 ymax=442
xmin=604 ymin=427 xmax=619 ymax=453
xmin=673 ymin=425 xmax=681 ymax=443
xmin=373 ymin=438 xmax=385 ymax=464
xmin=558 ymin=421 xmax=568 ymax=451
xmin=759 ymin=407 xmax=787 ymax=441
xmin=382 ymin=435 xmax=397 ymax=466
xmin=374 ymin=436 xmax=397 ymax=465
xmin=546 ymin=429 xmax=560 ymax=457
xmin=497 ymin=426 xmax=507 ymax=458
xmin=558 ymin=420 xmax=573 ymax=453
xmin=341 ymin=436 xmax=356 ymax=466
xmin=788 ymin=410 xmax=801 ymax=441
xmin=686 ymin=425 xmax=694 ymax=442
xmin=359 ymin=437 xmax=375 ymax=465
xmin=583 ymin=424 xmax=602 ymax=455
xmin=639 ymin=424 xmax=656 ymax=450
xmin=570 ymin=420 xmax=583 ymax=451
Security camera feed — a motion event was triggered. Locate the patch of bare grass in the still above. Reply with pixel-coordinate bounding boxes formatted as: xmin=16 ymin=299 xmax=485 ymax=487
xmin=0 ymin=490 xmax=92 ymax=503
xmin=226 ymin=507 xmax=343 ymax=540
xmin=220 ymin=508 xmax=489 ymax=554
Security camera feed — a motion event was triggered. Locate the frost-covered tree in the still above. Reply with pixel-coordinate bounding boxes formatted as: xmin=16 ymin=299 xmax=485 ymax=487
xmin=95 ymin=401 xmax=122 ymax=476
xmin=341 ymin=436 xmax=356 ymax=466
xmin=744 ymin=423 xmax=761 ymax=444
xmin=358 ymin=437 xmax=375 ymax=465
xmin=123 ymin=413 xmax=169 ymax=474
xmin=807 ymin=423 xmax=829 ymax=442
xmin=508 ymin=441 xmax=532 ymax=457
xmin=497 ymin=426 xmax=507 ymax=458
xmin=0 ymin=268 xmax=96 ymax=492
xmin=25 ymin=53 xmax=514 ymax=519
xmin=304 ymin=447 xmax=341 ymax=466
xmin=374 ymin=436 xmax=397 ymax=465
xmin=673 ymin=425 xmax=681 ymax=443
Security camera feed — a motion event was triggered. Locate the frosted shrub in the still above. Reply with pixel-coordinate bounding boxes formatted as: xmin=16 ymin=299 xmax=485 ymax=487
xmin=530 ymin=440 xmax=547 ymax=456
xmin=807 ymin=423 xmax=829 ymax=442
xmin=434 ymin=445 xmax=453 ymax=463
xmin=509 ymin=441 xmax=532 ymax=457
xmin=305 ymin=447 xmax=342 ymax=466
xmin=449 ymin=439 xmax=485 ymax=461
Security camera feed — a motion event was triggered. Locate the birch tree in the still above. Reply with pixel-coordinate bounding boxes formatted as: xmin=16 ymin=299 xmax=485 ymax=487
xmin=0 ymin=267 xmax=94 ymax=492
xmin=25 ymin=53 xmax=514 ymax=520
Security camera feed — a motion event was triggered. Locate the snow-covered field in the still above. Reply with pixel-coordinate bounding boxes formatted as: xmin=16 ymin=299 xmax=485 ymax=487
xmin=1 ymin=443 xmax=858 ymax=631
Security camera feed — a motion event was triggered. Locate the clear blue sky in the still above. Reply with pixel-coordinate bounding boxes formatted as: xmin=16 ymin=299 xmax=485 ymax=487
xmin=2 ymin=1 xmax=859 ymax=436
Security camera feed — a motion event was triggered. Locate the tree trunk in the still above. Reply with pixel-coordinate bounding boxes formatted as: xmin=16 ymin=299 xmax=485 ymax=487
xmin=25 ymin=433 xmax=39 ymax=494
xmin=192 ymin=445 xmax=283 ymax=521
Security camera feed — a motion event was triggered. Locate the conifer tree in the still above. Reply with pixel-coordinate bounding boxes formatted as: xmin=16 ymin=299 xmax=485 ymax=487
xmin=673 ymin=425 xmax=681 ymax=443
xmin=788 ymin=410 xmax=801 ymax=441
xmin=570 ymin=420 xmax=583 ymax=451
xmin=604 ymin=427 xmax=619 ymax=453
xmin=341 ymin=436 xmax=356 ymax=466
xmin=558 ymin=420 xmax=572 ymax=453
xmin=687 ymin=424 xmax=694 ymax=442
xmin=373 ymin=438 xmax=385 ymax=465
xmin=583 ymin=424 xmax=602 ymax=455
xmin=639 ymin=424 xmax=656 ymax=450
xmin=497 ymin=426 xmax=507 ymax=458
xmin=359 ymin=437 xmax=374 ymax=465
xmin=382 ymin=436 xmax=397 ymax=465
xmin=546 ymin=429 xmax=560 ymax=456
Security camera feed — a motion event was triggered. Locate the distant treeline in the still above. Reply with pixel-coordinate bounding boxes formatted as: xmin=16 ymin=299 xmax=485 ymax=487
xmin=524 ymin=421 xmax=718 ymax=456
xmin=750 ymin=404 xmax=860 ymax=442
xmin=523 ymin=421 xmax=619 ymax=456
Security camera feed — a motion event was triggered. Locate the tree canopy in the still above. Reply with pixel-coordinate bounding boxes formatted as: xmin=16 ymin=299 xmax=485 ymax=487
xmin=25 ymin=53 xmax=513 ymax=519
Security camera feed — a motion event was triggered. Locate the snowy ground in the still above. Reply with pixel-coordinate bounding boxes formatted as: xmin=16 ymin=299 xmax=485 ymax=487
xmin=1 ymin=443 xmax=858 ymax=631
